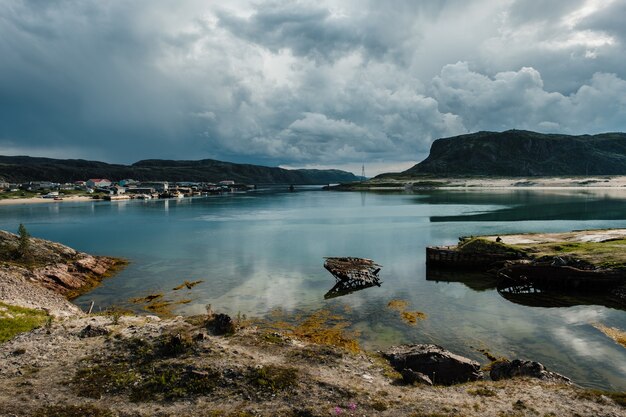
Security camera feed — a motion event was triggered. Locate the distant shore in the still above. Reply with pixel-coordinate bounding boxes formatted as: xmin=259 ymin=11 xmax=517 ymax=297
xmin=0 ymin=196 xmax=94 ymax=206
xmin=332 ymin=175 xmax=626 ymax=190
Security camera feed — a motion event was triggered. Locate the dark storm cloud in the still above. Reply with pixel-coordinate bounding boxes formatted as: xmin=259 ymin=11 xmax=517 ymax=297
xmin=1 ymin=0 xmax=626 ymax=173
xmin=579 ymin=0 xmax=626 ymax=40
xmin=506 ymin=0 xmax=587 ymax=25
xmin=0 ymin=0 xmax=194 ymax=159
xmin=216 ymin=1 xmax=427 ymax=65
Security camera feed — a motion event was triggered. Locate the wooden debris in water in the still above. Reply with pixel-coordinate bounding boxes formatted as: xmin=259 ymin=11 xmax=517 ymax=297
xmin=324 ymin=281 xmax=378 ymax=299
xmin=324 ymin=257 xmax=382 ymax=286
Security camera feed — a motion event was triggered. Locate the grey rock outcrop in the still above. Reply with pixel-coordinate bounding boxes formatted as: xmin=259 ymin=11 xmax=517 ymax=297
xmin=0 ymin=230 xmax=123 ymax=317
xmin=0 ymin=230 xmax=122 ymax=297
xmin=400 ymin=368 xmax=433 ymax=385
xmin=383 ymin=344 xmax=483 ymax=385
xmin=489 ymin=359 xmax=570 ymax=383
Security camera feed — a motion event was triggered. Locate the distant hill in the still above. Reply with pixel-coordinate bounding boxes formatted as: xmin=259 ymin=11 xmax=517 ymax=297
xmin=394 ymin=130 xmax=626 ymax=177
xmin=0 ymin=156 xmax=359 ymax=184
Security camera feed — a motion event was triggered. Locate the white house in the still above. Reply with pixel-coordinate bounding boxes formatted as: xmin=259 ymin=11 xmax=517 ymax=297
xmin=86 ymin=179 xmax=112 ymax=188
xmin=109 ymin=186 xmax=126 ymax=195
xmin=140 ymin=181 xmax=168 ymax=192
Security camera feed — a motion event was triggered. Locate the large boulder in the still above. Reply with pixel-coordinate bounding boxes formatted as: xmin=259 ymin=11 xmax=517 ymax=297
xmin=489 ymin=359 xmax=570 ymax=383
xmin=383 ymin=344 xmax=483 ymax=385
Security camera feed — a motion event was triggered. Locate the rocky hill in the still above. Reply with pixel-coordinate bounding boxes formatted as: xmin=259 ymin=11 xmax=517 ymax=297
xmin=398 ymin=130 xmax=626 ymax=177
xmin=0 ymin=156 xmax=359 ymax=184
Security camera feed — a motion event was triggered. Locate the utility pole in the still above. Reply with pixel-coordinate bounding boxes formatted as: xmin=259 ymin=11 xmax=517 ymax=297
xmin=361 ymin=164 xmax=365 ymax=183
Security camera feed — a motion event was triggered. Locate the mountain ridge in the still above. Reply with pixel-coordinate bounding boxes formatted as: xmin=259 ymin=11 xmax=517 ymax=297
xmin=0 ymin=155 xmax=359 ymax=184
xmin=392 ymin=130 xmax=626 ymax=177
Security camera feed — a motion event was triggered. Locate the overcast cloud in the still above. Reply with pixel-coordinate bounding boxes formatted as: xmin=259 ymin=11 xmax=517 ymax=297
xmin=1 ymin=0 xmax=625 ymax=174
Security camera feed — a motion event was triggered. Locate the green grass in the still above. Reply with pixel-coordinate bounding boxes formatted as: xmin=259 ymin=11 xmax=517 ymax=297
xmin=458 ymin=238 xmax=528 ymax=257
xmin=525 ymin=239 xmax=626 ymax=269
xmin=0 ymin=302 xmax=49 ymax=343
xmin=72 ymin=331 xmax=301 ymax=403
xmin=73 ymin=339 xmax=220 ymax=402
xmin=0 ymin=189 xmax=94 ymax=200
xmin=250 ymin=365 xmax=299 ymax=393
xmin=0 ymin=190 xmax=39 ymax=199
xmin=455 ymin=236 xmax=626 ymax=269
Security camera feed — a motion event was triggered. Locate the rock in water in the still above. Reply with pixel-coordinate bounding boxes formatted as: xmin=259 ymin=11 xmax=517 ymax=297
xmin=383 ymin=344 xmax=483 ymax=385
xmin=489 ymin=359 xmax=570 ymax=383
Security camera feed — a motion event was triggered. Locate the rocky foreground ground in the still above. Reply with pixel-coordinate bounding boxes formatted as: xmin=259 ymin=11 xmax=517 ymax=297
xmin=1 ymin=313 xmax=624 ymax=417
xmin=0 ymin=231 xmax=624 ymax=416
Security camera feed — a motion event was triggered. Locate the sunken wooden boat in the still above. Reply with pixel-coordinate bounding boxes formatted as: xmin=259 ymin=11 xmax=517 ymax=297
xmin=324 ymin=280 xmax=380 ymax=299
xmin=497 ymin=261 xmax=625 ymax=291
xmin=323 ymin=257 xmax=382 ymax=287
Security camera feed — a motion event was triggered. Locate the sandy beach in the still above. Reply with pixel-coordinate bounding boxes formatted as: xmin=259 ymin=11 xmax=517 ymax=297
xmin=0 ymin=196 xmax=94 ymax=206
xmin=341 ymin=175 xmax=626 ymax=190
xmin=443 ymin=175 xmax=626 ymax=189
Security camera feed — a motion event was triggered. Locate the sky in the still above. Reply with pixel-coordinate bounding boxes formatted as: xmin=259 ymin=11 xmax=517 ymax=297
xmin=1 ymin=0 xmax=626 ymax=175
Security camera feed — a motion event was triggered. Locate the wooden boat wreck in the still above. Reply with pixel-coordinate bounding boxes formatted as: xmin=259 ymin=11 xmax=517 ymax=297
xmin=323 ymin=257 xmax=382 ymax=299
xmin=323 ymin=257 xmax=382 ymax=287
xmin=324 ymin=281 xmax=380 ymax=299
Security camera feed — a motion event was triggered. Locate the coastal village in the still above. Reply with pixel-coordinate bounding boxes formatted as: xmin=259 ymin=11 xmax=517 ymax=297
xmin=0 ymin=178 xmax=254 ymax=201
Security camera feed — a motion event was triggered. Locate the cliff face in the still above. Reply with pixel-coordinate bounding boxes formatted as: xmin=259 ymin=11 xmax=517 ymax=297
xmin=0 ymin=155 xmax=359 ymax=184
xmin=402 ymin=130 xmax=626 ymax=177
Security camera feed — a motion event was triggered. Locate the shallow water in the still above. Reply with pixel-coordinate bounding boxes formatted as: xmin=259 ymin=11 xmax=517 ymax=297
xmin=2 ymin=187 xmax=626 ymax=390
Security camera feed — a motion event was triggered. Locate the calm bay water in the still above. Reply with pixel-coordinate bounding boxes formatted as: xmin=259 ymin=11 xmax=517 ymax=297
xmin=2 ymin=187 xmax=626 ymax=390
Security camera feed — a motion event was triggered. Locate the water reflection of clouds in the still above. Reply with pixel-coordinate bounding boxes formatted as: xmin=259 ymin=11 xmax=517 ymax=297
xmin=179 ymin=266 xmax=323 ymax=316
xmin=554 ymin=306 xmax=607 ymax=324
xmin=552 ymin=327 xmax=626 ymax=375
xmin=195 ymin=204 xmax=495 ymax=224
xmin=197 ymin=209 xmax=292 ymax=222
xmin=434 ymin=282 xmax=469 ymax=299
